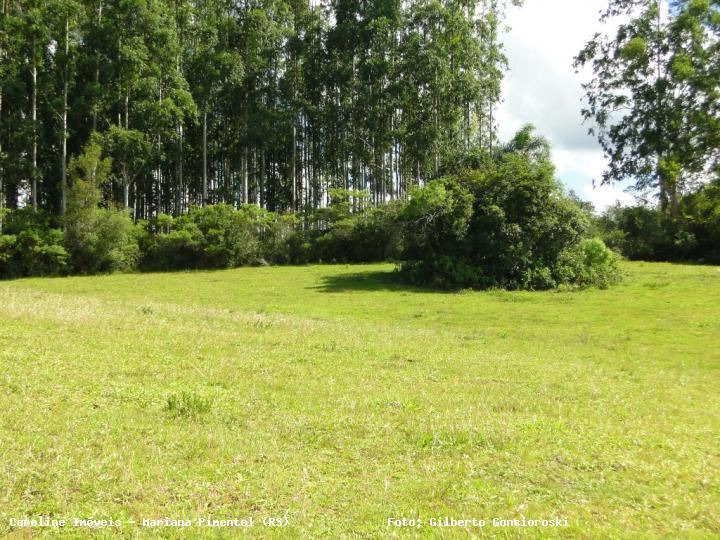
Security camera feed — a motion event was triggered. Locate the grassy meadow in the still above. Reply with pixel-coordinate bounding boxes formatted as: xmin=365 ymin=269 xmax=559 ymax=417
xmin=0 ymin=261 xmax=718 ymax=538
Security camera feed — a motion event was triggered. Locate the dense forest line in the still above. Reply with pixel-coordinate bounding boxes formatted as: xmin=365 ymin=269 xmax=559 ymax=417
xmin=0 ymin=0 xmax=515 ymax=218
xmin=0 ymin=126 xmax=624 ymax=290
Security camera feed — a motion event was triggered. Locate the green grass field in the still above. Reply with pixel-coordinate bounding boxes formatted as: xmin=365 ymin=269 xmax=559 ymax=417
xmin=1 ymin=262 xmax=718 ymax=538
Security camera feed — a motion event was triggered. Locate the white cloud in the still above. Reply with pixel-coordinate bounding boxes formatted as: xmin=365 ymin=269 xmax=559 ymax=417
xmin=582 ymin=183 xmax=636 ymax=212
xmin=552 ymin=148 xmax=607 ymax=182
xmin=497 ymin=0 xmax=636 ymax=211
xmin=553 ymin=148 xmax=636 ymax=211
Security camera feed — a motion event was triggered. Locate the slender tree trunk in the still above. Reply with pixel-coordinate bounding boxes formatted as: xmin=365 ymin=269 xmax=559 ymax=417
xmin=291 ymin=123 xmax=296 ymax=212
xmin=465 ymin=102 xmax=470 ymax=149
xmin=243 ymin=146 xmax=249 ymax=205
xmin=93 ymin=1 xmax=103 ymax=132
xmin=174 ymin=2 xmax=183 ymax=214
xmin=31 ymin=38 xmax=38 ymax=209
xmin=371 ymin=137 xmax=376 ymax=206
xmin=156 ymin=89 xmax=162 ymax=217
xmin=122 ymin=166 xmax=130 ymax=209
xmin=60 ymin=18 xmax=69 ymax=215
xmin=488 ymin=103 xmax=494 ymax=152
xmin=434 ymin=94 xmax=439 ymax=176
xmin=390 ymin=112 xmax=395 ymax=200
xmin=178 ymin=123 xmax=183 ymax=214
xmin=252 ymin=146 xmax=258 ymax=205
xmin=257 ymin=148 xmax=265 ymax=208
xmin=0 ymin=72 xmax=3 ymax=230
xmin=120 ymin=91 xmax=133 ymax=211
xmin=61 ymin=107 xmax=68 ymax=213
xmin=238 ymin=148 xmax=244 ymax=206
xmin=202 ymin=110 xmax=207 ymax=206
xmin=656 ymin=3 xmax=666 ymax=211
xmin=653 ymin=3 xmax=675 ymax=216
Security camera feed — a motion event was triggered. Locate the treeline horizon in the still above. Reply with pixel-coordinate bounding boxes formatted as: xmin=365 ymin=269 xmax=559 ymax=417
xmin=0 ymin=0 xmax=514 ymax=219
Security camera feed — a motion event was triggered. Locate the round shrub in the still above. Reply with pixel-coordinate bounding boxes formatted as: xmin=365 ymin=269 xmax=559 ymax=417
xmin=557 ymin=238 xmax=621 ymax=289
xmin=399 ymin=127 xmax=619 ymax=290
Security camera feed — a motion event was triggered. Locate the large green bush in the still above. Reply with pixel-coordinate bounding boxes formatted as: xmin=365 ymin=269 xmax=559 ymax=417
xmin=399 ymin=128 xmax=619 ymax=290
xmin=598 ymin=205 xmax=671 ymax=260
xmin=64 ymin=203 xmax=140 ymax=274
xmin=0 ymin=209 xmax=68 ymax=278
xmin=140 ymin=204 xmax=281 ymax=271
xmin=557 ymin=238 xmax=621 ymax=289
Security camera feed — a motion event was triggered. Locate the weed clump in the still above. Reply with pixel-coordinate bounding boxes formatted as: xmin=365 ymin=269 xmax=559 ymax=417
xmin=165 ymin=392 xmax=213 ymax=419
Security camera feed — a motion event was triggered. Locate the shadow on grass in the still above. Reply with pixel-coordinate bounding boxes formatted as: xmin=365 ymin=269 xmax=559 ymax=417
xmin=314 ymin=269 xmax=451 ymax=294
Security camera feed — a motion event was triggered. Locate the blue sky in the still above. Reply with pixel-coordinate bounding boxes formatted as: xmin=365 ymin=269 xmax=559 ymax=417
xmin=497 ymin=0 xmax=637 ymax=211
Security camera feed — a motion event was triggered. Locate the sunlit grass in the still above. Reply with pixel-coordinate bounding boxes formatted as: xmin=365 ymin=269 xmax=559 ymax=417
xmin=0 ymin=262 xmax=718 ymax=538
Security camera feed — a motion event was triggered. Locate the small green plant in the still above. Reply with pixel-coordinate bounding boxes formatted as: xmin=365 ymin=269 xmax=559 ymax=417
xmin=165 ymin=391 xmax=213 ymax=419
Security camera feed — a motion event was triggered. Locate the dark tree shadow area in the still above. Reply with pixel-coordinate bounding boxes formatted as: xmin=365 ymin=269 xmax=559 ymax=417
xmin=313 ymin=269 xmax=450 ymax=294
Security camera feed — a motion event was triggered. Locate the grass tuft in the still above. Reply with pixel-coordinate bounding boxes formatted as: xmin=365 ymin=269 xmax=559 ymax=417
xmin=165 ymin=391 xmax=213 ymax=419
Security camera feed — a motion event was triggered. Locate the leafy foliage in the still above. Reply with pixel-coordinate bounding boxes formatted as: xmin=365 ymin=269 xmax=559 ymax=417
xmin=575 ymin=0 xmax=720 ymax=214
xmin=598 ymin=178 xmax=720 ymax=263
xmin=140 ymin=204 xmax=268 ymax=271
xmin=557 ymin=238 xmax=622 ymax=289
xmin=399 ymin=127 xmax=618 ymax=290
xmin=1 ymin=128 xmax=628 ymax=291
xmin=0 ymin=209 xmax=67 ymax=278
xmin=308 ymin=189 xmax=404 ymax=263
